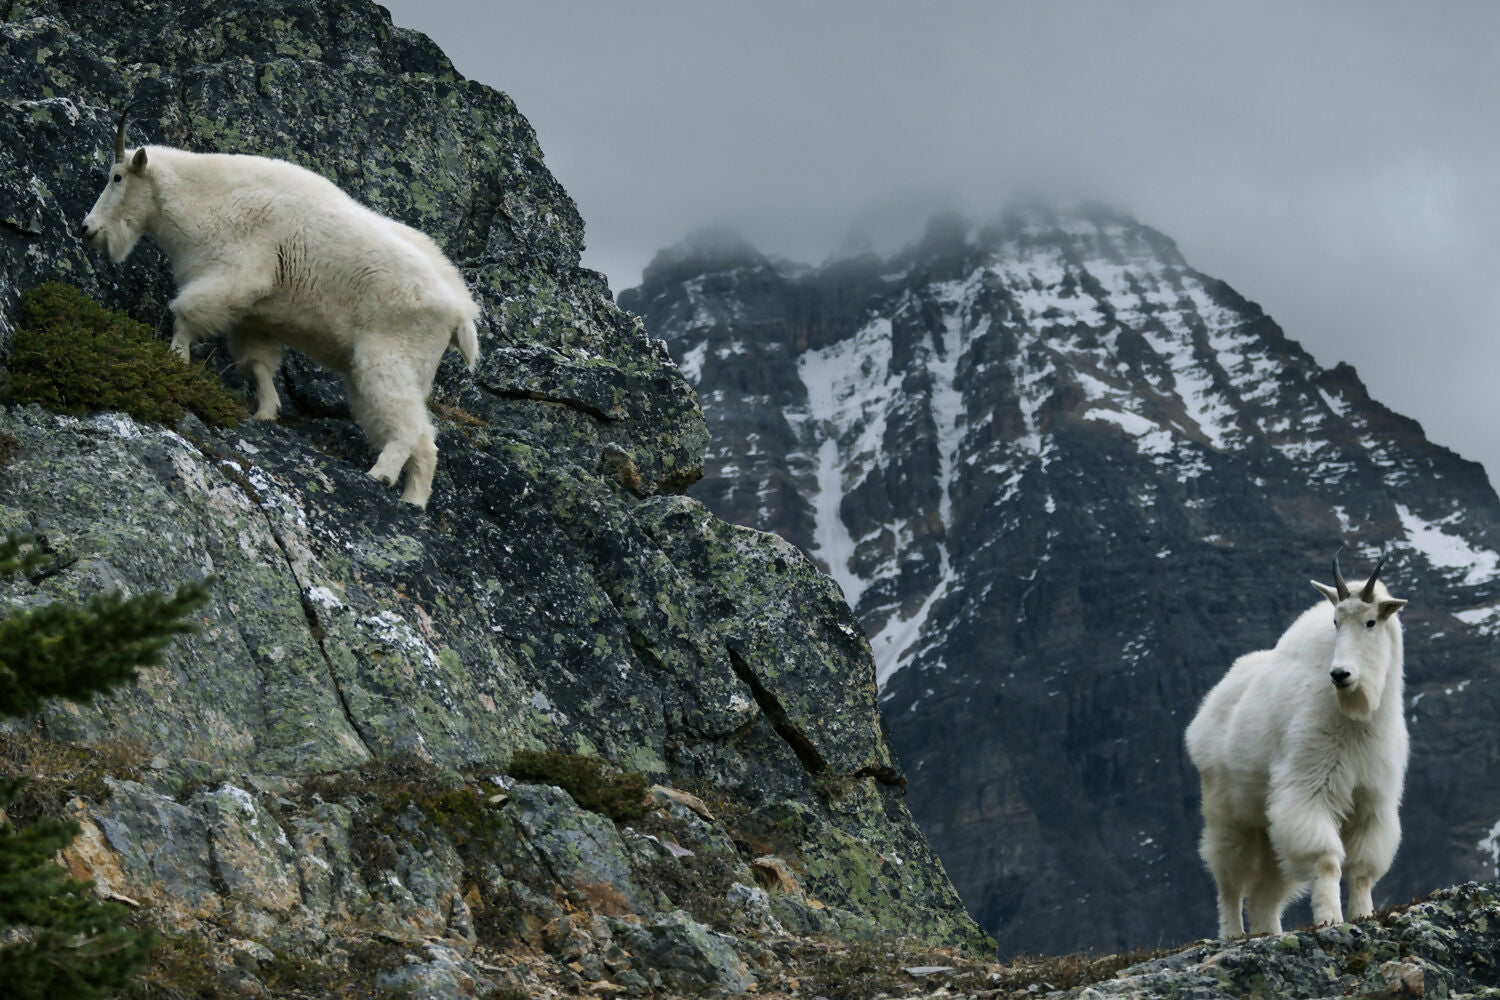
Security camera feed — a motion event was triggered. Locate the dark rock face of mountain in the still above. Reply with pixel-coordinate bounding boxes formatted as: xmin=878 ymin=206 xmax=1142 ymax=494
xmin=0 ymin=1 xmax=987 ymax=993
xmin=621 ymin=204 xmax=1500 ymax=956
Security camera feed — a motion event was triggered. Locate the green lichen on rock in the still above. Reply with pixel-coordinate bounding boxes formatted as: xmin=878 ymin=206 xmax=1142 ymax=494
xmin=4 ymin=283 xmax=244 ymax=428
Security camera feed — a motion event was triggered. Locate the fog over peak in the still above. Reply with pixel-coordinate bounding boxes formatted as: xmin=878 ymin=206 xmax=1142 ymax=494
xmin=380 ymin=0 xmax=1500 ymax=486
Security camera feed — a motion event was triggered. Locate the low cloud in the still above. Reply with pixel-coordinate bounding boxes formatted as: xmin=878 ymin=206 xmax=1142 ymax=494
xmin=382 ymin=0 xmax=1500 ymax=481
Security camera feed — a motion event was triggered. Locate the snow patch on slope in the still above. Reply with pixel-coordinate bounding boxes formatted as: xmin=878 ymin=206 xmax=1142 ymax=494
xmin=870 ymin=280 xmax=971 ymax=685
xmin=1481 ymin=818 xmax=1500 ymax=878
xmin=679 ymin=342 xmax=707 ymax=383
xmin=1088 ymin=409 xmax=1159 ymax=437
xmin=1396 ymin=504 xmax=1500 ymax=585
xmin=797 ymin=317 xmax=898 ymax=609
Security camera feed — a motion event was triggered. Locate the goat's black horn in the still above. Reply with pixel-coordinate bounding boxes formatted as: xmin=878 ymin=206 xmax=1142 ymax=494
xmin=1333 ymin=547 xmax=1351 ymax=601
xmin=1361 ymin=553 xmax=1387 ymax=602
xmin=113 ymin=101 xmax=135 ymax=163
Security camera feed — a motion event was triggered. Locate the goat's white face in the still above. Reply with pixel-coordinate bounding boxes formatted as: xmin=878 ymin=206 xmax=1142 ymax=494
xmin=81 ymin=147 xmax=150 ymax=263
xmin=1312 ymin=572 xmax=1406 ymax=720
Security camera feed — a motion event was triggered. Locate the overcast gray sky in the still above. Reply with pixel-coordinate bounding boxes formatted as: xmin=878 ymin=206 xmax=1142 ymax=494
xmin=380 ymin=0 xmax=1500 ymax=485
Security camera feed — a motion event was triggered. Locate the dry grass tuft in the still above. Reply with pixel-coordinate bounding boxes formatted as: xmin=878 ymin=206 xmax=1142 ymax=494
xmin=0 ymin=728 xmax=148 ymax=825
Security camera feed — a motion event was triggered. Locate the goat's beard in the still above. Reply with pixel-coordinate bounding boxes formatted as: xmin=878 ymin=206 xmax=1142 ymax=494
xmin=1334 ymin=674 xmax=1382 ymax=721
xmin=96 ymin=220 xmax=142 ymax=263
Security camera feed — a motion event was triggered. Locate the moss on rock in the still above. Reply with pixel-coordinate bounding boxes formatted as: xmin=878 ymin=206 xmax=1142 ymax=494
xmin=506 ymin=749 xmax=649 ymax=823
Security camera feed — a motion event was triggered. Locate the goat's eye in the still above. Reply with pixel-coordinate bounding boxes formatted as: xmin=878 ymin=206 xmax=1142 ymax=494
xmin=1365 ymin=619 xmax=1376 ymax=629
xmin=111 ymin=174 xmax=122 ymax=183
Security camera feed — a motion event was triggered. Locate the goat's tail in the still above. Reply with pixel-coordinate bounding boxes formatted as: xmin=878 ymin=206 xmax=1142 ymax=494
xmin=451 ymin=315 xmax=479 ymax=371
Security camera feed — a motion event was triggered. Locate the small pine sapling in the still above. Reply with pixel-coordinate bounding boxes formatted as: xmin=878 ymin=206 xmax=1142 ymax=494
xmin=0 ymin=533 xmax=208 ymax=998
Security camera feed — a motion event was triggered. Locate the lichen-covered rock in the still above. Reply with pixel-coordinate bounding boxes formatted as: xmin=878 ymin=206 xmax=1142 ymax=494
xmin=90 ymin=778 xmax=218 ymax=926
xmin=505 ymin=782 xmax=650 ymax=913
xmin=611 ymin=909 xmax=755 ymax=995
xmin=1068 ymin=882 xmax=1500 ymax=1000
xmin=0 ymin=0 xmax=988 ymax=990
xmin=374 ymin=941 xmax=489 ymax=1000
xmin=197 ymin=783 xmax=303 ymax=935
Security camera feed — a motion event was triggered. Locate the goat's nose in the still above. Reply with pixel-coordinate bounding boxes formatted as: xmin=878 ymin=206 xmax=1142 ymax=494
xmin=1330 ymin=668 xmax=1351 ymax=685
xmin=78 ymin=222 xmax=90 ymax=236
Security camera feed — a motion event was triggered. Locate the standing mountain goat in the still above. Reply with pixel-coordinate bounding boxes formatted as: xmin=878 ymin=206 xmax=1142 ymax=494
xmin=1185 ymin=554 xmax=1409 ymax=939
xmin=79 ymin=110 xmax=480 ymax=508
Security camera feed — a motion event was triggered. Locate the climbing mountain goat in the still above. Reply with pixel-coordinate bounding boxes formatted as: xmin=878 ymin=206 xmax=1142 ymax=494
xmin=79 ymin=111 xmax=479 ymax=508
xmin=1185 ymin=554 xmax=1409 ymax=939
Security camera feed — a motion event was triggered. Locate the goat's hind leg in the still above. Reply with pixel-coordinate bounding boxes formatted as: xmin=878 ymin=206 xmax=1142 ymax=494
xmin=396 ymin=334 xmax=448 ymax=508
xmin=1215 ymin=884 xmax=1245 ymax=941
xmin=1244 ymin=832 xmax=1295 ymax=935
xmin=346 ymin=368 xmax=400 ymax=483
xmin=349 ymin=348 xmax=435 ymax=508
xmin=400 ymin=423 xmax=437 ymax=508
xmin=1201 ymin=823 xmax=1250 ymax=939
xmin=365 ymin=403 xmax=419 ymax=489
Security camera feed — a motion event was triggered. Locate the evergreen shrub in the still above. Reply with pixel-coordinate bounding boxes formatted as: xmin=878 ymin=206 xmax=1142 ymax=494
xmin=4 ymin=282 xmax=244 ymax=428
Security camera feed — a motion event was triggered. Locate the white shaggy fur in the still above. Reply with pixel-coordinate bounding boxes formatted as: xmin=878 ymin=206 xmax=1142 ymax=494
xmin=80 ymin=137 xmax=479 ymax=508
xmin=1185 ymin=563 xmax=1409 ymax=939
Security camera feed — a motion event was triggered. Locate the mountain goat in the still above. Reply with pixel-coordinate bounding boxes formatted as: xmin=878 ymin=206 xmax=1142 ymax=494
xmin=79 ymin=110 xmax=480 ymax=508
xmin=1185 ymin=553 xmax=1409 ymax=939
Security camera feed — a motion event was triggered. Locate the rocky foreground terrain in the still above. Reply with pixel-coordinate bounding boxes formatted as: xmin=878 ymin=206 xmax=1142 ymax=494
xmin=0 ymin=0 xmax=985 ymax=994
xmin=1 ymin=0 xmax=1497 ymax=997
xmin=622 ymin=208 xmax=1500 ymax=957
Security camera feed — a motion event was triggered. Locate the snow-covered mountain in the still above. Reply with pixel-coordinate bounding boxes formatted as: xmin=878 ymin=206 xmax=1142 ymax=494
xmin=620 ymin=202 xmax=1500 ymax=956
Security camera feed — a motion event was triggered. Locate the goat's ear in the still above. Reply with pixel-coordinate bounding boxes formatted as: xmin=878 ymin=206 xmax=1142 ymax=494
xmin=1311 ymin=580 xmax=1342 ymax=606
xmin=129 ymin=147 xmax=148 ymax=173
xmin=1377 ymin=598 xmax=1406 ymax=621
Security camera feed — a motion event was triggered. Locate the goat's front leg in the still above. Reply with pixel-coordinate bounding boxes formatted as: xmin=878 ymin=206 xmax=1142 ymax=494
xmin=169 ymin=320 xmax=196 ymax=362
xmin=1309 ymin=853 xmax=1344 ymax=926
xmin=168 ymin=273 xmax=270 ymax=363
xmin=1270 ymin=796 xmax=1345 ymax=926
xmin=1347 ymin=872 xmax=1375 ymax=921
xmin=1343 ymin=804 xmax=1400 ymax=921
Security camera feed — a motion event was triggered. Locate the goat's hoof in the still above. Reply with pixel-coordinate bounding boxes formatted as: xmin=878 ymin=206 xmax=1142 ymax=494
xmin=252 ymin=409 xmax=280 ymax=422
xmin=367 ymin=468 xmax=399 ymax=487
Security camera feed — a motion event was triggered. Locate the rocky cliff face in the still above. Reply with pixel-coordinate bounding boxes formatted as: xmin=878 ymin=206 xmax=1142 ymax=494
xmin=0 ymin=1 xmax=988 ymax=995
xmin=621 ymin=205 xmax=1500 ymax=957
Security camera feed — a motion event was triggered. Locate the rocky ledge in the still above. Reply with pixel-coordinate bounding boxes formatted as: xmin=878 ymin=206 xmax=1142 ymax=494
xmin=1067 ymin=882 xmax=1500 ymax=1000
xmin=863 ymin=881 xmax=1500 ymax=1000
